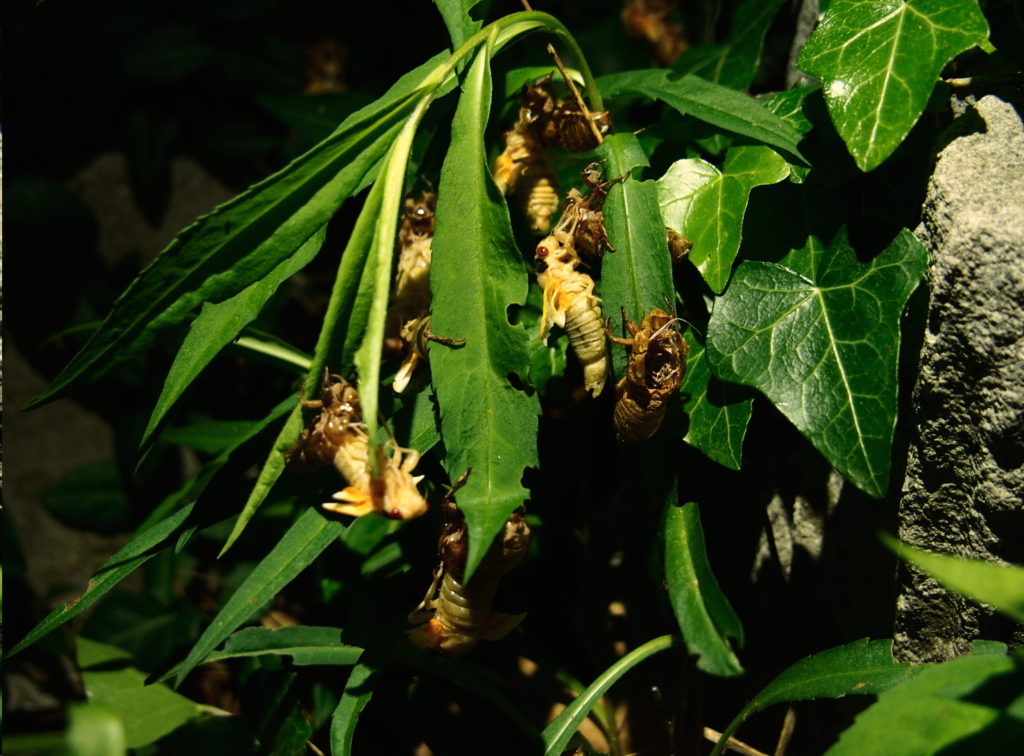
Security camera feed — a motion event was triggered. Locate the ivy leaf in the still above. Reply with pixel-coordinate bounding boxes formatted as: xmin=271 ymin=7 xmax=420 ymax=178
xmin=707 ymin=229 xmax=928 ymax=498
xmin=25 ymin=52 xmax=449 ymax=410
xmin=797 ymin=0 xmax=990 ymax=171
xmin=673 ymin=0 xmax=786 ymax=89
xmin=597 ymin=69 xmax=805 ymax=161
xmin=600 ymin=132 xmax=676 ymax=378
xmin=710 ymin=638 xmax=919 ymax=755
xmin=141 ymin=227 xmax=326 ymax=448
xmin=430 ymin=42 xmax=540 ymax=580
xmin=883 ymin=535 xmax=1024 ymax=623
xmin=663 ymin=502 xmax=744 ymax=676
xmin=826 ymin=651 xmax=1024 ymax=756
xmin=656 ymin=157 xmax=719 ymax=236
xmin=680 ymin=332 xmax=753 ymax=470
xmin=684 ymin=145 xmax=790 ymax=294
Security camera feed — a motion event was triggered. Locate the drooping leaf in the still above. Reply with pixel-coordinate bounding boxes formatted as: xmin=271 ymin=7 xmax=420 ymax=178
xmin=599 ymin=132 xmax=676 ymax=378
xmin=541 ymin=635 xmax=682 ymax=754
xmin=185 ymin=626 xmax=363 ymax=667
xmin=710 ymin=638 xmax=920 ymax=756
xmin=707 ymin=229 xmax=928 ymax=497
xmin=231 ymin=332 xmax=312 ymax=372
xmin=597 ymin=69 xmax=805 ymax=161
xmin=826 ymin=651 xmax=1024 ymax=756
xmin=673 ymin=0 xmax=786 ymax=89
xmin=330 ymin=661 xmax=380 ymax=756
xmin=434 ymin=0 xmax=487 ymax=50
xmin=680 ymin=332 xmax=753 ymax=470
xmin=171 ymin=507 xmax=344 ymax=686
xmin=684 ymin=145 xmax=790 ymax=293
xmin=663 ymin=502 xmax=744 ymax=676
xmin=25 ymin=52 xmax=450 ymax=410
xmin=656 ymin=157 xmax=719 ymax=235
xmin=142 ymin=227 xmax=326 ymax=447
xmin=430 ymin=41 xmax=540 ymax=579
xmin=78 ymin=638 xmax=204 ymax=749
xmin=797 ymin=0 xmax=990 ymax=171
xmin=884 ymin=535 xmax=1024 ymax=623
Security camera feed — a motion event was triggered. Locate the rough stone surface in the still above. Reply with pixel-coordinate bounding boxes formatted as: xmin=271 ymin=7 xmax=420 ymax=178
xmin=894 ymin=95 xmax=1024 ymax=663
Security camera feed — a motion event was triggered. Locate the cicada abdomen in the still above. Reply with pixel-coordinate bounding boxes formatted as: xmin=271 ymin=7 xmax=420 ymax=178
xmin=492 ymin=118 xmax=560 ymax=233
xmin=535 ymin=231 xmax=609 ymax=396
xmin=408 ymin=471 xmax=531 ymax=657
xmin=607 ymin=307 xmax=688 ymax=441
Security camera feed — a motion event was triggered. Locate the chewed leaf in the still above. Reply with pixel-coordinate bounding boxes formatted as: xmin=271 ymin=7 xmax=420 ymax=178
xmin=798 ymin=0 xmax=989 ymax=171
xmin=707 ymin=229 xmax=928 ymax=497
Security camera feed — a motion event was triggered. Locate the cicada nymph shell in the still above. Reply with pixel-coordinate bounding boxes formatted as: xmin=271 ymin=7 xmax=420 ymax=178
xmin=554 ymin=161 xmax=624 ymax=260
xmin=534 ymin=230 xmax=609 ymax=396
xmin=288 ymin=371 xmax=429 ymax=519
xmin=665 ymin=227 xmax=693 ymax=264
xmin=607 ymin=307 xmax=689 ymax=441
xmin=408 ymin=471 xmax=531 ymax=657
xmin=523 ymin=77 xmax=613 ymax=153
xmin=387 ymin=192 xmax=436 ymax=340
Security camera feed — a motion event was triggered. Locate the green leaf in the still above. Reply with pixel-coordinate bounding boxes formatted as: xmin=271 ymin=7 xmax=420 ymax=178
xmin=160 ymin=420 xmax=264 ymax=454
xmin=42 ymin=461 xmax=131 ymax=534
xmin=196 ymin=626 xmax=363 ymax=667
xmin=797 ymin=0 xmax=990 ymax=171
xmin=541 ymin=635 xmax=682 ymax=754
xmin=884 ymin=535 xmax=1024 ymax=623
xmin=142 ymin=227 xmax=325 ymax=447
xmin=597 ymin=69 xmax=805 ymax=161
xmin=171 ymin=507 xmax=344 ymax=686
xmin=657 ymin=157 xmax=720 ymax=234
xmin=599 ymin=132 xmax=676 ymax=378
xmin=663 ymin=503 xmax=744 ymax=676
xmin=684 ymin=145 xmax=790 ymax=293
xmin=434 ymin=0 xmax=486 ymax=50
xmin=430 ymin=41 xmax=540 ymax=579
xmin=232 ymin=332 xmax=312 ymax=372
xmin=330 ymin=661 xmax=379 ymax=756
xmin=710 ymin=638 xmax=919 ymax=756
xmin=25 ymin=52 xmax=449 ymax=410
xmin=78 ymin=638 xmax=204 ymax=749
xmin=680 ymin=332 xmax=753 ymax=470
xmin=673 ymin=0 xmax=786 ymax=89
xmin=707 ymin=229 xmax=928 ymax=497
xmin=826 ymin=651 xmax=1024 ymax=756
xmin=256 ymin=93 xmax=374 ymax=144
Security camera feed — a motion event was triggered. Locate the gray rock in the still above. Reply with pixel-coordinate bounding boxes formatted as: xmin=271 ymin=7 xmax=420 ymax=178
xmin=894 ymin=95 xmax=1024 ymax=663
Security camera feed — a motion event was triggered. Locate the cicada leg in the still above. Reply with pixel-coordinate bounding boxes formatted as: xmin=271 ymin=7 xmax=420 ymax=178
xmin=322 ymin=487 xmax=375 ymax=518
xmin=408 ymin=563 xmax=444 ymax=624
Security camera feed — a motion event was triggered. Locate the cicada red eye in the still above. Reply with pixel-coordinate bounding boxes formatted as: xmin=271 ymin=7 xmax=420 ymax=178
xmin=536 ymin=246 xmax=548 ymax=257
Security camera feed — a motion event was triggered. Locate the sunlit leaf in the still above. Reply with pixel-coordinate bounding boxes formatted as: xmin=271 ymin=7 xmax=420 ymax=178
xmin=710 ymin=638 xmax=919 ymax=756
xmin=684 ymin=145 xmax=790 ymax=293
xmin=673 ymin=0 xmax=786 ymax=89
xmin=434 ymin=0 xmax=487 ymax=50
xmin=707 ymin=229 xmax=928 ymax=497
xmin=884 ymin=535 xmax=1024 ymax=623
xmin=663 ymin=502 xmax=744 ymax=676
xmin=797 ymin=0 xmax=989 ymax=171
xmin=656 ymin=157 xmax=719 ymax=235
xmin=430 ymin=41 xmax=540 ymax=579
xmin=826 ymin=650 xmax=1024 ymax=756
xmin=680 ymin=332 xmax=753 ymax=470
xmin=597 ymin=69 xmax=805 ymax=161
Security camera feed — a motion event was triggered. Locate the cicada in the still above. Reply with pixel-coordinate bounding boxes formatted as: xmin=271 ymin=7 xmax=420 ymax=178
xmin=492 ymin=115 xmax=560 ymax=233
xmin=607 ymin=307 xmax=689 ymax=441
xmin=621 ymin=0 xmax=689 ymax=67
xmin=521 ymin=76 xmax=612 ymax=153
xmin=535 ymin=231 xmax=609 ymax=396
xmin=288 ymin=371 xmax=429 ymax=519
xmin=408 ymin=470 xmax=531 ymax=657
xmin=392 ymin=314 xmax=464 ymax=393
xmin=387 ymin=192 xmax=436 ymax=340
xmin=665 ymin=227 xmax=693 ymax=264
xmin=555 ymin=162 xmax=625 ymax=260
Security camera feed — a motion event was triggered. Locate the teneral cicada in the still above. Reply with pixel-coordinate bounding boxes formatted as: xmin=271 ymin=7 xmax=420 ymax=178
xmin=535 ymin=231 xmax=609 ymax=396
xmin=408 ymin=470 xmax=531 ymax=657
xmin=607 ymin=307 xmax=688 ymax=441
xmin=287 ymin=371 xmax=429 ymax=519
xmin=492 ymin=113 xmax=560 ymax=233
xmin=387 ymin=192 xmax=436 ymax=340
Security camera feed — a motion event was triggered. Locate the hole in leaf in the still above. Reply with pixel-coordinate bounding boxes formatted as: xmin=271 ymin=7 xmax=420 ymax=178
xmin=506 ymin=303 xmax=523 ymax=326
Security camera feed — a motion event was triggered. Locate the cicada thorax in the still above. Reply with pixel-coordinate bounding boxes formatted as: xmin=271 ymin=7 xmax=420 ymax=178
xmin=609 ymin=308 xmax=689 ymax=441
xmin=409 ymin=488 xmax=532 ymax=657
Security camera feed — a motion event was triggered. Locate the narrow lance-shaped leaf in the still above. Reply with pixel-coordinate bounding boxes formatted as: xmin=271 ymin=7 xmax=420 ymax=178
xmin=599 ymin=131 xmax=675 ymax=378
xmin=710 ymin=638 xmax=919 ymax=756
xmin=707 ymin=229 xmax=928 ymax=498
xmin=186 ymin=626 xmax=363 ymax=668
xmin=331 ymin=661 xmax=380 ymax=756
xmin=170 ymin=507 xmax=345 ymax=687
xmin=679 ymin=332 xmax=753 ymax=470
xmin=434 ymin=0 xmax=486 ymax=50
xmin=797 ymin=0 xmax=990 ymax=171
xmin=26 ymin=52 xmax=452 ymax=409
xmin=663 ymin=502 xmax=744 ymax=676
xmin=883 ymin=535 xmax=1024 ymax=623
xmin=596 ymin=69 xmax=805 ymax=161
xmin=430 ymin=40 xmax=540 ymax=579
xmin=684 ymin=145 xmax=790 ymax=294
xmin=141 ymin=227 xmax=326 ymax=448
xmin=672 ymin=0 xmax=786 ymax=90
